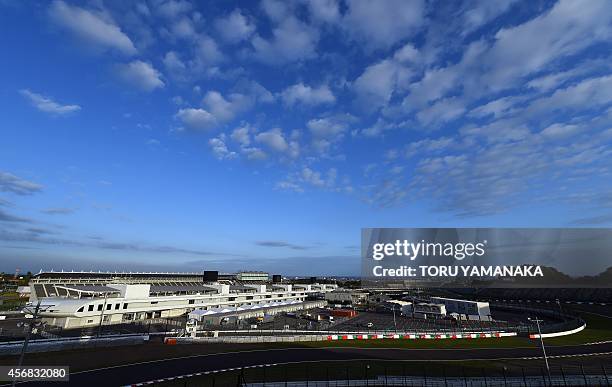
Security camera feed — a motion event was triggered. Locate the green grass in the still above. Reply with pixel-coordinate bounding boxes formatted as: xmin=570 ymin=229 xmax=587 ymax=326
xmin=0 ymin=291 xmax=25 ymax=311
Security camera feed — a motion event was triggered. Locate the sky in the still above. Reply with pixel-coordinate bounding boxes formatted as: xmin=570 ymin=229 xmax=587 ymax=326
xmin=1 ymin=0 xmax=611 ymax=276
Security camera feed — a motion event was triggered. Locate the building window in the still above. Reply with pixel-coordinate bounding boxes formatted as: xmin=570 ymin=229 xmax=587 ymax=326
xmin=151 ymin=301 xmax=158 ymax=305
xmin=123 ymin=303 xmax=128 ymax=309
xmin=115 ymin=304 xmax=120 ymax=310
xmin=88 ymin=305 xmax=94 ymax=312
xmin=98 ymin=304 xmax=103 ymax=311
xmin=189 ymin=300 xmax=195 ymax=304
xmin=106 ymin=304 xmax=112 ymax=310
xmin=77 ymin=306 xmax=84 ymax=312
xmin=87 ymin=319 xmax=94 ymax=324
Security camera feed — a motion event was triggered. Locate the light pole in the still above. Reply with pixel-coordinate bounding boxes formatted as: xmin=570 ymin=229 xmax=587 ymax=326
xmin=529 ymin=317 xmax=550 ymax=380
xmin=13 ymin=301 xmax=51 ymax=387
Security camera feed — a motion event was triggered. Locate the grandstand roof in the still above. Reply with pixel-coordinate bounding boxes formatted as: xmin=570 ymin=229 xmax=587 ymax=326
xmin=34 ymin=271 xmax=203 ymax=279
xmin=149 ymin=284 xmax=218 ymax=293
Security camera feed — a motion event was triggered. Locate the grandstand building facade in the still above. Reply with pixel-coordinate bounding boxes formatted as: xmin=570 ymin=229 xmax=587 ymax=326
xmin=27 ymin=271 xmax=337 ymax=329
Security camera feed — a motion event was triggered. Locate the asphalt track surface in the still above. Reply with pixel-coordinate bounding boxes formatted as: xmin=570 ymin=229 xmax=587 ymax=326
xmin=3 ymin=340 xmax=612 ymax=387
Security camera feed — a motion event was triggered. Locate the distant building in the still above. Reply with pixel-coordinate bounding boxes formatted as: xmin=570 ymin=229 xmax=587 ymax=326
xmin=325 ymin=290 xmax=368 ymax=305
xmin=383 ymin=299 xmax=413 ymax=315
xmin=236 ymin=271 xmax=269 ymax=282
xmin=412 ymin=302 xmax=446 ymax=319
xmin=431 ymin=297 xmax=491 ymax=320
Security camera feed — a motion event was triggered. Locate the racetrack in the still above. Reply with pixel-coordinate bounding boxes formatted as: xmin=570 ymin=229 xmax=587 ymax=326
xmin=4 ymin=340 xmax=612 ymax=386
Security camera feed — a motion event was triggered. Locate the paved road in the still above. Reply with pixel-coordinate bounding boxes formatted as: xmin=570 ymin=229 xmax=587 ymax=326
xmin=3 ymin=340 xmax=612 ymax=387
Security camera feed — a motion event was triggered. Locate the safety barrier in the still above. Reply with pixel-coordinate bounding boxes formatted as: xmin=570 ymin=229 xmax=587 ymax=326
xmin=0 ymin=334 xmax=150 ymax=355
xmin=327 ymin=332 xmax=516 ymax=340
xmin=529 ymin=322 xmax=586 ymax=339
xmin=165 ymin=330 xmax=516 ymax=344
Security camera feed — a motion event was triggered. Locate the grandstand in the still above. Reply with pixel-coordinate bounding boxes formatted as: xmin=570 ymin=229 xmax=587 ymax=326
xmin=25 ymin=271 xmax=337 ymax=329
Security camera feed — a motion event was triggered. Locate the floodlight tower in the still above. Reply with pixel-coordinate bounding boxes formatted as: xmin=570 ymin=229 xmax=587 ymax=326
xmin=528 ymin=317 xmax=550 ymax=381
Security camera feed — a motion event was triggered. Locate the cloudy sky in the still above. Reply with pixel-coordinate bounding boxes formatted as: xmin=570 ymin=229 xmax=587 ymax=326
xmin=1 ymin=0 xmax=611 ymax=275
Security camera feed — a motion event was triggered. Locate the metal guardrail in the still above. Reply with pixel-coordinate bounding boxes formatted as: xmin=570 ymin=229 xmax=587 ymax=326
xmin=0 ymin=333 xmax=150 ymax=355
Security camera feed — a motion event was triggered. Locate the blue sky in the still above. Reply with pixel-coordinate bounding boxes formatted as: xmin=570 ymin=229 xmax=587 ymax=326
xmin=1 ymin=0 xmax=611 ymax=275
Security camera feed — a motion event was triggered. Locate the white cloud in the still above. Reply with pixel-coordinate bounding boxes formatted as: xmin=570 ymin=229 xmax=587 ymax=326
xmin=307 ymin=117 xmax=347 ymax=138
xmin=202 ymin=91 xmax=237 ymax=122
xmin=397 ymin=0 xmax=612 ymax=115
xmin=307 ymin=0 xmax=340 ymax=24
xmin=277 ymin=166 xmax=345 ymax=193
xmin=156 ymin=0 xmax=192 ymax=19
xmin=251 ymin=17 xmax=319 ymax=65
xmin=461 ymin=0 xmax=519 ymax=35
xmin=209 ymin=135 xmax=237 ymax=160
xmin=195 ymin=35 xmax=225 ymax=66
xmin=242 ymin=147 xmax=268 ymax=161
xmin=357 ymin=119 xmax=405 ymax=138
xmin=162 ymin=51 xmax=187 ymax=80
xmin=343 ymin=0 xmax=425 ymax=50
xmin=403 ymin=41 xmax=486 ymax=108
xmin=405 ymin=137 xmax=456 ymax=156
xmin=527 ymin=75 xmax=612 ymax=116
xmin=540 ymin=123 xmax=582 ymax=140
xmin=281 ymin=83 xmax=335 ymax=107
xmin=175 ymin=108 xmax=217 ymax=130
xmin=202 ymin=91 xmax=254 ymax=123
xmin=201 ymin=83 xmax=274 ymax=124
xmin=469 ymin=95 xmax=526 ymax=119
xmin=416 ymin=97 xmax=466 ymax=126
xmin=19 ymin=89 xmax=81 ymax=115
xmin=170 ymin=17 xmax=196 ymax=40
xmin=214 ymin=9 xmax=255 ymax=43
xmin=231 ymin=125 xmax=252 ymax=146
xmin=353 ymin=59 xmax=399 ymax=109
xmin=116 ymin=60 xmax=164 ymax=91
xmin=255 ymin=128 xmax=289 ymax=153
xmin=352 ymin=43 xmax=419 ymax=111
xmin=393 ymin=43 xmax=420 ymax=63
xmin=301 ymin=167 xmax=325 ymax=186
xmin=260 ymin=0 xmax=291 ymax=22
xmin=482 ymin=0 xmax=612 ymax=91
xmin=461 ymin=119 xmax=530 ymax=144
xmin=275 ymin=181 xmax=303 ymax=192
xmin=49 ymin=0 xmax=136 ymax=55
